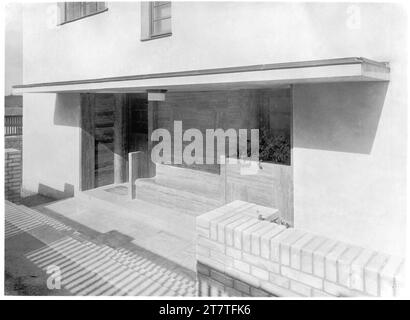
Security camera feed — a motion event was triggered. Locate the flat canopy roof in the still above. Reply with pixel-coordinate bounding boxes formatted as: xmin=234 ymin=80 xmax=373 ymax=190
xmin=12 ymin=57 xmax=389 ymax=94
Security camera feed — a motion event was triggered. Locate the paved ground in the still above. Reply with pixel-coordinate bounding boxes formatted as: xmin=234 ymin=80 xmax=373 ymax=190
xmin=5 ymin=200 xmax=198 ymax=296
xmin=36 ymin=185 xmax=197 ymax=271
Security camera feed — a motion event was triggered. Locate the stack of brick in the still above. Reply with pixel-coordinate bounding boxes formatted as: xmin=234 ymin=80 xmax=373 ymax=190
xmin=5 ymin=148 xmax=22 ymax=204
xmin=196 ymin=200 xmax=405 ymax=297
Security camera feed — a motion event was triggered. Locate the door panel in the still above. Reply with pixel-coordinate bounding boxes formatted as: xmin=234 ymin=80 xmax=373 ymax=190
xmin=94 ymin=94 xmax=115 ymax=187
xmin=127 ymin=94 xmax=149 ymax=178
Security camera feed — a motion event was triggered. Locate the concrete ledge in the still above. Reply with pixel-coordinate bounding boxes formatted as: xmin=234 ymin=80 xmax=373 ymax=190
xmin=196 ymin=200 xmax=405 ymax=297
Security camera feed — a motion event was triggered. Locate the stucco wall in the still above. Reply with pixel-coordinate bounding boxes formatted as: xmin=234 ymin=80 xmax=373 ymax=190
xmin=22 ymin=93 xmax=81 ymax=199
xmin=22 ymin=3 xmax=406 ymax=83
xmin=293 ymin=81 xmax=406 ymax=256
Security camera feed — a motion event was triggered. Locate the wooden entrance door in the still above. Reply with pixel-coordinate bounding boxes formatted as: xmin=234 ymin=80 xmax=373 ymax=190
xmin=81 ymin=93 xmax=116 ymax=190
xmin=94 ymin=94 xmax=116 ymax=187
xmin=80 ymin=93 xmax=149 ymax=191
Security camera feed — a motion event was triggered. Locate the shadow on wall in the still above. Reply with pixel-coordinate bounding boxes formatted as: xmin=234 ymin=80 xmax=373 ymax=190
xmin=53 ymin=93 xmax=81 ymax=127
xmin=293 ymin=81 xmax=389 ymax=154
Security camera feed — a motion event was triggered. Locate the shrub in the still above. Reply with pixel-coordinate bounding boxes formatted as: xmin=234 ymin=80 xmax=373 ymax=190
xmin=259 ymin=127 xmax=290 ymax=165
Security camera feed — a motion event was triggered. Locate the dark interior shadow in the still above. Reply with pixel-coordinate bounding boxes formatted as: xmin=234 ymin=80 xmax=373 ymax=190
xmin=293 ymin=81 xmax=389 ymax=154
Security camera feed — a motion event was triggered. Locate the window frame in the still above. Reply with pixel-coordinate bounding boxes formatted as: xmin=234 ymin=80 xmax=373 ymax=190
xmin=59 ymin=2 xmax=108 ymax=26
xmin=148 ymin=1 xmax=172 ymax=39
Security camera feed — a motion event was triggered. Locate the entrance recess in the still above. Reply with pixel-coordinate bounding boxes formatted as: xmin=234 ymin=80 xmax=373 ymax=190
xmin=80 ymin=93 xmax=149 ymax=191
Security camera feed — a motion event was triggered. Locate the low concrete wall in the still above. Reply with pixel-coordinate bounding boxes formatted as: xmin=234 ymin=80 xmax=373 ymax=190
xmin=225 ymin=159 xmax=293 ymax=224
xmin=196 ymin=201 xmax=405 ymax=297
xmin=5 ymin=148 xmax=22 ymax=203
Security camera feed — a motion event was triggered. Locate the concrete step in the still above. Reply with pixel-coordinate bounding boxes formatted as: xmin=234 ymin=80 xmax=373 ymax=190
xmin=135 ymin=178 xmax=224 ymax=216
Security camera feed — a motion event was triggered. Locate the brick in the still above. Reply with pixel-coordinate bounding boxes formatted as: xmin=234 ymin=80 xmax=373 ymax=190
xmin=250 ymin=287 xmax=270 ymax=297
xmin=269 ymin=228 xmax=296 ymax=262
xmin=197 ymin=236 xmax=225 ymax=253
xmin=290 ymin=233 xmax=315 ymax=270
xmin=290 ymin=280 xmax=312 ymax=296
xmin=281 ymin=266 xmax=323 ymax=289
xmin=225 ymin=216 xmax=252 ymax=247
xmin=250 ymin=222 xmax=274 ymax=256
xmin=350 ymin=249 xmax=376 ymax=292
xmin=233 ymin=279 xmax=250 ymax=294
xmin=216 ymin=213 xmax=246 ymax=243
xmin=325 ymin=242 xmax=349 ymax=282
xmin=337 ymin=246 xmax=363 ymax=287
xmin=210 ymin=269 xmax=234 ymax=287
xmin=224 ymin=286 xmax=243 ymax=297
xmin=225 ymin=246 xmax=242 ymax=259
xmin=242 ymin=222 xmax=267 ymax=253
xmin=225 ymin=266 xmax=260 ymax=288
xmin=300 ymin=236 xmax=327 ymax=274
xmin=205 ymin=276 xmax=226 ymax=295
xmin=196 ymin=226 xmax=210 ymax=238
xmin=242 ymin=252 xmax=279 ymax=273
xmin=197 ymin=263 xmax=211 ymax=276
xmin=210 ymin=250 xmax=233 ymax=268
xmin=210 ymin=210 xmax=238 ymax=241
xmin=269 ymin=272 xmax=290 ymax=288
xmin=313 ymin=239 xmax=339 ymax=278
xmin=364 ymin=253 xmax=389 ymax=296
xmin=251 ymin=265 xmax=269 ymax=280
xmin=225 ymin=200 xmax=251 ymax=209
xmin=196 ymin=208 xmax=228 ymax=229
xmin=312 ymin=289 xmax=333 ymax=297
xmin=233 ymin=219 xmax=260 ymax=250
xmin=280 ymin=229 xmax=306 ymax=266
xmin=379 ymin=256 xmax=403 ymax=297
xmin=233 ymin=260 xmax=251 ymax=273
xmin=323 ymin=280 xmax=361 ymax=297
xmin=260 ymin=224 xmax=286 ymax=259
xmin=260 ymin=281 xmax=302 ymax=297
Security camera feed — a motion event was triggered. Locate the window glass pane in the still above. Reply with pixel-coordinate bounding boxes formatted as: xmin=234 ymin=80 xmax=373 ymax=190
xmin=152 ymin=17 xmax=171 ymax=35
xmin=96 ymin=2 xmax=106 ymax=11
xmin=84 ymin=2 xmax=98 ymax=15
xmin=63 ymin=2 xmax=106 ymax=23
xmin=153 ymin=3 xmax=171 ymax=20
xmin=66 ymin=2 xmax=82 ymax=21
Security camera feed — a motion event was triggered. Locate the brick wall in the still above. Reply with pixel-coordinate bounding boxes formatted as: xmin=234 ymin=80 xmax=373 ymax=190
xmin=5 ymin=148 xmax=22 ymax=203
xmin=196 ymin=200 xmax=406 ymax=297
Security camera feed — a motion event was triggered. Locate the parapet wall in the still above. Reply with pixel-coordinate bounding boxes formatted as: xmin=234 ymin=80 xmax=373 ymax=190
xmin=196 ymin=201 xmax=405 ymax=297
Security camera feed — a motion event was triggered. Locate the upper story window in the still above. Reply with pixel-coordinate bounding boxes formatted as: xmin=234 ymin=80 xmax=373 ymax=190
xmin=141 ymin=2 xmax=172 ymax=41
xmin=59 ymin=2 xmax=107 ymax=25
xmin=150 ymin=2 xmax=171 ymax=36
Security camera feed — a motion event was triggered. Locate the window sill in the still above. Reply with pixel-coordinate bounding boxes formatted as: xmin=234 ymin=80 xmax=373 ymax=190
xmin=141 ymin=32 xmax=172 ymax=42
xmin=58 ymin=8 xmax=108 ymax=26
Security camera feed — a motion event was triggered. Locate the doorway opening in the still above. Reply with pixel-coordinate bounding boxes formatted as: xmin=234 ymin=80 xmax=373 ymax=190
xmin=80 ymin=93 xmax=149 ymax=191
